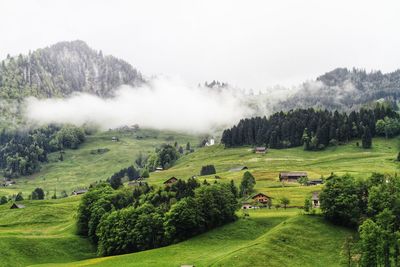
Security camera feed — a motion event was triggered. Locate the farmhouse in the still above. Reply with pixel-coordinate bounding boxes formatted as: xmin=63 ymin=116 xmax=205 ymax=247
xmin=111 ymin=136 xmax=119 ymax=142
xmin=229 ymin=166 xmax=248 ymax=172
xmin=312 ymin=192 xmax=320 ymax=207
xmin=252 ymin=193 xmax=271 ymax=204
xmin=10 ymin=203 xmax=25 ymax=209
xmin=163 ymin=177 xmax=178 ymax=186
xmin=254 ymin=147 xmax=267 ymax=153
xmin=72 ymin=189 xmax=88 ymax=195
xmin=279 ymin=172 xmax=308 ymax=182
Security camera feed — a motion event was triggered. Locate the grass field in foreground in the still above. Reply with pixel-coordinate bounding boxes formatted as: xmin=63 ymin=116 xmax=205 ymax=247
xmin=34 ymin=209 xmax=352 ymax=267
xmin=0 ymin=196 xmax=95 ymax=267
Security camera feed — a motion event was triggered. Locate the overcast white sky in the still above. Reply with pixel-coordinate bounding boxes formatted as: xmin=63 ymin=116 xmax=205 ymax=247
xmin=1 ymin=0 xmax=399 ymax=90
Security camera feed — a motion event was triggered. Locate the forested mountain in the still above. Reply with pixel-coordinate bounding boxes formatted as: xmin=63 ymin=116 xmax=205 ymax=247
xmin=0 ymin=40 xmax=144 ymax=100
xmin=278 ymin=68 xmax=400 ymax=112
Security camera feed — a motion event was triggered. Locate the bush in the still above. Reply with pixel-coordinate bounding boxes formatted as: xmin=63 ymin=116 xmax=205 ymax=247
xmin=200 ymin=165 xmax=216 ymax=176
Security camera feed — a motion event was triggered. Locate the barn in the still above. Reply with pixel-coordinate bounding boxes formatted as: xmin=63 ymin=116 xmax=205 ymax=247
xmin=279 ymin=172 xmax=308 ymax=182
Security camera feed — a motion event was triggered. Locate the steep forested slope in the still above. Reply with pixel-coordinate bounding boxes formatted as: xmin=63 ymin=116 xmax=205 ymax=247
xmin=0 ymin=40 xmax=143 ymax=100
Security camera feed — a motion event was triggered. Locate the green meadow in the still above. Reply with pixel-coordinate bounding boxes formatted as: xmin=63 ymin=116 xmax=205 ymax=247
xmin=0 ymin=129 xmax=199 ymax=198
xmin=0 ymin=130 xmax=398 ymax=266
xmin=0 ymin=196 xmax=95 ymax=267
xmin=33 ymin=209 xmax=352 ymax=267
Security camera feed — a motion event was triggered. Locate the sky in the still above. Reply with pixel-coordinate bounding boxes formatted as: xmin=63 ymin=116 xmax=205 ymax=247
xmin=1 ymin=0 xmax=400 ymax=90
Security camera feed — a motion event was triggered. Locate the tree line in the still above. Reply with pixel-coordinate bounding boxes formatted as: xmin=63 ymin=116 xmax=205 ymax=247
xmin=0 ymin=124 xmax=85 ymax=178
xmin=77 ymin=178 xmax=238 ymax=256
xmin=221 ymin=103 xmax=399 ymax=150
xmin=320 ymin=173 xmax=400 ymax=266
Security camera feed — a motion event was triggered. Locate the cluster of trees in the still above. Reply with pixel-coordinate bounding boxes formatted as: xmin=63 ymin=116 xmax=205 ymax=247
xmin=239 ymin=171 xmax=256 ymax=197
xmin=0 ymin=124 xmax=85 ymax=177
xmin=146 ymin=144 xmax=181 ymax=171
xmin=108 ymin=165 xmax=144 ymax=189
xmin=320 ymin=173 xmax=400 ymax=266
xmin=77 ymin=178 xmax=238 ymax=256
xmin=221 ymin=104 xmax=398 ymax=150
xmin=200 ymin=165 xmax=216 ymax=176
xmin=376 ymin=116 xmax=400 ymax=138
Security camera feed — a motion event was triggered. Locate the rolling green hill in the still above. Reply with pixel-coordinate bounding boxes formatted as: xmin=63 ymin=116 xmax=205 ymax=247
xmin=0 ymin=131 xmax=398 ymax=266
xmin=0 ymin=196 xmax=95 ymax=267
xmin=32 ymin=209 xmax=352 ymax=267
xmin=0 ymin=129 xmax=199 ymax=198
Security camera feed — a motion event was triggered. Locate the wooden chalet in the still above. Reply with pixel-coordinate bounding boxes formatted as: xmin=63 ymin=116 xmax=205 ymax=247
xmin=254 ymin=147 xmax=267 ymax=154
xmin=10 ymin=203 xmax=25 ymax=209
xmin=163 ymin=177 xmax=178 ymax=186
xmin=279 ymin=172 xmax=307 ymax=182
xmin=251 ymin=193 xmax=271 ymax=204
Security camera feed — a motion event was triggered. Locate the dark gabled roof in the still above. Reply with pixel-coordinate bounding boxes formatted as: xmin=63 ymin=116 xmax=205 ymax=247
xmin=163 ymin=177 xmax=178 ymax=184
xmin=73 ymin=189 xmax=88 ymax=194
xmin=280 ymin=172 xmax=307 ymax=177
xmin=229 ymin=166 xmax=248 ymax=172
xmin=10 ymin=203 xmax=25 ymax=209
xmin=251 ymin=193 xmax=271 ymax=199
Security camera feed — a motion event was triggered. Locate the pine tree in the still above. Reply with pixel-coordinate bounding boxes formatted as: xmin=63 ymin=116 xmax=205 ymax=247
xmin=362 ymin=126 xmax=372 ymax=149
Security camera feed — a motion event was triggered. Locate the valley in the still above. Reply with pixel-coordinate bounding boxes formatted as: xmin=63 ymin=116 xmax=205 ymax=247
xmin=0 ymin=129 xmax=398 ymax=266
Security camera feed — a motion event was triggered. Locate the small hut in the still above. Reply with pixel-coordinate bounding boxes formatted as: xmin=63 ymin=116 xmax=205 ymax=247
xmin=312 ymin=192 xmax=320 ymax=207
xmin=163 ymin=177 xmax=178 ymax=186
xmin=10 ymin=203 xmax=25 ymax=209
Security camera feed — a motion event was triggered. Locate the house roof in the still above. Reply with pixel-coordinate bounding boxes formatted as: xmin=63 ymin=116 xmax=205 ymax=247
xmin=229 ymin=166 xmax=248 ymax=172
xmin=312 ymin=192 xmax=319 ymax=200
xmin=73 ymin=189 xmax=88 ymax=194
xmin=10 ymin=203 xmax=25 ymax=209
xmin=252 ymin=193 xmax=271 ymax=199
xmin=280 ymin=172 xmax=307 ymax=177
xmin=255 ymin=147 xmax=266 ymax=151
xmin=163 ymin=177 xmax=178 ymax=184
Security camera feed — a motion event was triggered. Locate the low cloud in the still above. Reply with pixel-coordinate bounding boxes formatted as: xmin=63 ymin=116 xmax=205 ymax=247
xmin=23 ymin=77 xmax=257 ymax=133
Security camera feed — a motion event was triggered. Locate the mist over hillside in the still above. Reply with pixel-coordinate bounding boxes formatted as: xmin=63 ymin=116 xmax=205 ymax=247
xmin=1 ymin=41 xmax=399 ymax=132
xmin=277 ymin=68 xmax=400 ymax=112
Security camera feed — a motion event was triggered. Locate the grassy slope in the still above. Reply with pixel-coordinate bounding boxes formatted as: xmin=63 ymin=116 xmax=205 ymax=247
xmin=0 ymin=129 xmax=199 ymax=197
xmin=149 ymin=137 xmax=400 ymax=206
xmin=0 ymin=133 xmax=398 ymax=266
xmin=0 ymin=196 xmax=95 ymax=267
xmin=34 ymin=209 xmax=351 ymax=267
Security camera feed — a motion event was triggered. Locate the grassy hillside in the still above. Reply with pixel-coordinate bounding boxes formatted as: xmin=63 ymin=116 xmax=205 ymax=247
xmin=33 ymin=209 xmax=352 ymax=267
xmin=0 ymin=132 xmax=397 ymax=266
xmin=0 ymin=129 xmax=199 ymax=197
xmin=0 ymin=197 xmax=95 ymax=267
xmin=149 ymin=137 xmax=400 ymax=206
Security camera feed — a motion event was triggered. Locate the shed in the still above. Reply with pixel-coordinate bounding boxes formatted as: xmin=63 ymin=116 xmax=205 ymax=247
xmin=72 ymin=189 xmax=88 ymax=195
xmin=10 ymin=203 xmax=25 ymax=209
xmin=229 ymin=166 xmax=248 ymax=172
xmin=308 ymin=179 xmax=323 ymax=186
xmin=279 ymin=172 xmax=307 ymax=182
xmin=312 ymin=192 xmax=320 ymax=207
xmin=163 ymin=177 xmax=178 ymax=186
xmin=254 ymin=147 xmax=267 ymax=153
